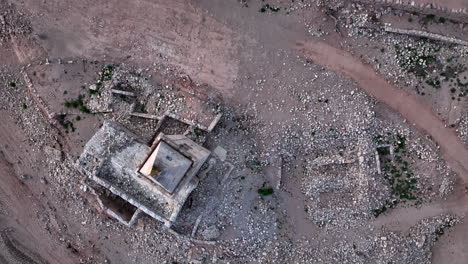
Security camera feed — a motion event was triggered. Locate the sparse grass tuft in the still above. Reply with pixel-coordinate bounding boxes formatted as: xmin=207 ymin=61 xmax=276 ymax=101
xmin=375 ymin=134 xmax=418 ymax=217
xmin=258 ymin=187 xmax=274 ymax=196
xmin=101 ymin=65 xmax=114 ymax=81
xmin=259 ymin=4 xmax=280 ymax=13
xmin=426 ymin=77 xmax=441 ymax=89
xmin=64 ymin=94 xmax=91 ymax=113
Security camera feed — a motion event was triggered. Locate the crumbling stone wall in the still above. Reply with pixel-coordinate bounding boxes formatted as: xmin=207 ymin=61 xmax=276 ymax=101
xmin=383 ymin=25 xmax=468 ymax=46
xmin=355 ymin=0 xmax=468 ymax=20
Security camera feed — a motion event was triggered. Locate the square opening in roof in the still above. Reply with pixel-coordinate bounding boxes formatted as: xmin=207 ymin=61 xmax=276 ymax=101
xmin=139 ymin=141 xmax=192 ymax=193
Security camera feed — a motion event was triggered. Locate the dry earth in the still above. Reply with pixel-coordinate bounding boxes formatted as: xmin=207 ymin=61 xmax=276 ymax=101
xmin=296 ymin=40 xmax=468 ymax=182
xmin=1 ymin=0 xmax=468 ymax=263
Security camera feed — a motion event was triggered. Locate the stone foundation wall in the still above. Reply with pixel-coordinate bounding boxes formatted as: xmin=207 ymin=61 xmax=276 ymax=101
xmin=355 ymin=0 xmax=468 ymax=20
xmin=383 ymin=25 xmax=468 ymax=45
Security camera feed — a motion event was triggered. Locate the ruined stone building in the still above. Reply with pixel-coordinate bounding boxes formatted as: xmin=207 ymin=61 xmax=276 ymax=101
xmin=76 ymin=121 xmax=211 ymax=227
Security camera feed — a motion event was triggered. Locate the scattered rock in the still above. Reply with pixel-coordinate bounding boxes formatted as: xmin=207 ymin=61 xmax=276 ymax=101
xmin=201 ymin=225 xmax=220 ymax=241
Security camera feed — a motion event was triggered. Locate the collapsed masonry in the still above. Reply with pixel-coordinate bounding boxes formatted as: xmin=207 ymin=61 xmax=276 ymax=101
xmin=76 ymin=121 xmax=211 ymax=227
xmin=354 ymin=0 xmax=468 ymax=19
xmin=304 ymin=136 xmax=392 ymax=227
xmin=383 ymin=25 xmax=468 ymax=46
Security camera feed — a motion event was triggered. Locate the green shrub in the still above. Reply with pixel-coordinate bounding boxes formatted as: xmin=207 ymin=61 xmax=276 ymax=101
xmin=258 ymin=187 xmax=274 ymax=196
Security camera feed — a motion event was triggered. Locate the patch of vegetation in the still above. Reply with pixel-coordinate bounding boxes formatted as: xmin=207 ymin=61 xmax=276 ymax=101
xmin=76 ymin=115 xmax=81 ymax=121
xmin=394 ymin=44 xmax=438 ymax=79
xmin=90 ymin=65 xmax=115 ymax=94
xmin=440 ymin=64 xmax=466 ymax=81
xmin=136 ymin=103 xmax=147 ymax=113
xmin=437 ymin=63 xmax=468 ymax=92
xmin=419 ymin=14 xmax=449 ymax=25
xmin=258 ymin=187 xmax=274 ymax=196
xmin=419 ymin=14 xmax=436 ymax=25
xmin=374 ymin=134 xmax=419 ymax=217
xmin=395 ymin=134 xmax=406 ymax=150
xmin=373 ymin=134 xmax=391 ymax=145
xmin=63 ymin=122 xmax=76 ymax=133
xmin=373 ymin=200 xmax=398 ymax=217
xmin=57 ymin=114 xmax=76 ymax=133
xmin=373 ymin=135 xmax=384 ymax=144
xmin=9 ymin=81 xmax=16 ymax=87
xmin=101 ymin=65 xmax=114 ymax=81
xmin=64 ymin=94 xmax=91 ymax=113
xmin=408 ymin=17 xmax=413 ymax=23
xmin=21 ymin=103 xmax=27 ymax=109
xmin=393 ymin=42 xmax=468 ymax=96
xmin=425 ymin=77 xmax=441 ymax=89
xmin=259 ymin=3 xmax=280 ymax=13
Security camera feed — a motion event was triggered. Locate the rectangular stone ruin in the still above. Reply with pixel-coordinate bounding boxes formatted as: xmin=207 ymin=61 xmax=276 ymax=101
xmin=76 ymin=121 xmax=211 ymax=227
xmin=375 ymin=144 xmax=394 ymax=174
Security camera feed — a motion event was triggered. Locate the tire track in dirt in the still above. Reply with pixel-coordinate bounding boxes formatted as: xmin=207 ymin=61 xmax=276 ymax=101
xmin=1 ymin=231 xmax=41 ymax=264
xmin=296 ymin=40 xmax=468 ymax=183
xmin=0 ymin=151 xmax=73 ymax=264
xmin=0 ymin=117 xmax=78 ymax=264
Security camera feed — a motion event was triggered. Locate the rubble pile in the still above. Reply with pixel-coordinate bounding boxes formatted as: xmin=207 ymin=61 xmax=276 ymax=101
xmin=0 ymin=1 xmax=32 ymax=42
xmin=288 ymin=214 xmax=458 ymax=263
xmin=1 ymin=0 xmax=466 ymax=262
xmin=87 ymin=65 xmax=186 ymax=115
xmin=302 ymin=137 xmax=391 ymax=228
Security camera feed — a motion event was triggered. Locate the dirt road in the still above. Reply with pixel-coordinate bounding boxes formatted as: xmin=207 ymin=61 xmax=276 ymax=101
xmin=297 ymin=40 xmax=468 ymax=183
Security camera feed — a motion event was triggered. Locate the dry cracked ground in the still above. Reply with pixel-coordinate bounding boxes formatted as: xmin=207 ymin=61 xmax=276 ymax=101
xmin=1 ymin=0 xmax=468 ymax=263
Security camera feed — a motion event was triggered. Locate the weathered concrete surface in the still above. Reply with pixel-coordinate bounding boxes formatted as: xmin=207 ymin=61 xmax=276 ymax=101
xmin=76 ymin=121 xmax=209 ymax=227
